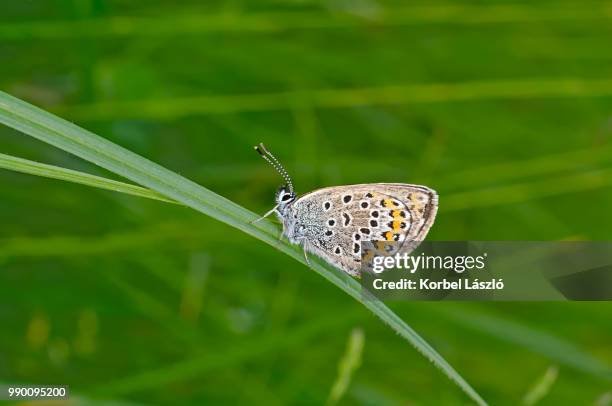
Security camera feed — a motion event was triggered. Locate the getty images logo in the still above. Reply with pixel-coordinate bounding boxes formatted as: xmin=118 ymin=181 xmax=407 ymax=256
xmin=371 ymin=252 xmax=488 ymax=274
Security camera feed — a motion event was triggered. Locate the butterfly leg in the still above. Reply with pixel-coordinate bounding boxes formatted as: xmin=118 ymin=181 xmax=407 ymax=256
xmin=250 ymin=205 xmax=279 ymax=224
xmin=302 ymin=243 xmax=311 ymax=266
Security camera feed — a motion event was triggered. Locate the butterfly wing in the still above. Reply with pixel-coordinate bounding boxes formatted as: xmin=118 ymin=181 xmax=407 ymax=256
xmin=292 ymin=183 xmax=438 ymax=277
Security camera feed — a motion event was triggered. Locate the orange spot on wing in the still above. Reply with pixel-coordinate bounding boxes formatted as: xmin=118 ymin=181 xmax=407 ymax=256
xmin=391 ymin=210 xmax=403 ymax=231
xmin=385 ymin=231 xmax=394 ymax=241
xmin=383 ymin=198 xmax=394 ymax=208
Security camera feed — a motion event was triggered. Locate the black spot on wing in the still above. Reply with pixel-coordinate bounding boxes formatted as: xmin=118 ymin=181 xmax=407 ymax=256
xmin=343 ymin=212 xmax=351 ymax=226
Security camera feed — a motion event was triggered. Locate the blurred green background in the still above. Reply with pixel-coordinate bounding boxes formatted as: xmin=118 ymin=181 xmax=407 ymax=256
xmin=1 ymin=1 xmax=611 ymax=405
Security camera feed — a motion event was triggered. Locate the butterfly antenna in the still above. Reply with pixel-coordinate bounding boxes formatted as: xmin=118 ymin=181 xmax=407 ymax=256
xmin=254 ymin=143 xmax=294 ymax=194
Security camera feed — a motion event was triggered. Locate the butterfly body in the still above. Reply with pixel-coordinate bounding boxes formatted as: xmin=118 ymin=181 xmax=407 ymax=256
xmin=274 ymin=183 xmax=438 ymax=277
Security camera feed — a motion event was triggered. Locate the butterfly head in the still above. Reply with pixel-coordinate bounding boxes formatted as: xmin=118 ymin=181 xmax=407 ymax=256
xmin=276 ymin=185 xmax=296 ymax=209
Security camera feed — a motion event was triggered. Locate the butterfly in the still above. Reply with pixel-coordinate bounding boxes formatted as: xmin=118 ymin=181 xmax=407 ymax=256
xmin=253 ymin=143 xmax=438 ymax=277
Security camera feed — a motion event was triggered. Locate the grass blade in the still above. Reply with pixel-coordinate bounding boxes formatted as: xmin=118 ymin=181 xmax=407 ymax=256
xmin=54 ymin=77 xmax=612 ymax=120
xmin=0 ymin=152 xmax=178 ymax=205
xmin=89 ymin=310 xmax=362 ymax=397
xmin=328 ymin=327 xmax=365 ymax=405
xmin=430 ymin=304 xmax=612 ymax=381
xmin=522 ymin=365 xmax=559 ymax=406
xmin=0 ymin=90 xmax=487 ymax=405
xmin=0 ymin=4 xmax=610 ymax=40
xmin=443 ymin=169 xmax=612 ymax=212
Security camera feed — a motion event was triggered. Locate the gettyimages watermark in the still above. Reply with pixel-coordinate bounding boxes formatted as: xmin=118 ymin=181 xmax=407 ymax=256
xmin=371 ymin=251 xmax=488 ymax=274
xmin=360 ymin=241 xmax=612 ymax=301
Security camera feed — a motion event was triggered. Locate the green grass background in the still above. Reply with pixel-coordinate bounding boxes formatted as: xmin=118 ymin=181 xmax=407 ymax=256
xmin=1 ymin=1 xmax=611 ymax=405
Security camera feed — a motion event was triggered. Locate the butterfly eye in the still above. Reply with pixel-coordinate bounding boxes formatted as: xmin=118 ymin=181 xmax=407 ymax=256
xmin=282 ymin=193 xmax=292 ymax=201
